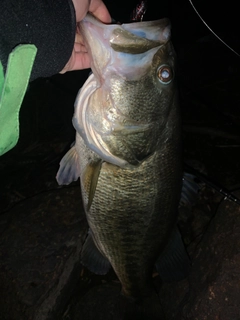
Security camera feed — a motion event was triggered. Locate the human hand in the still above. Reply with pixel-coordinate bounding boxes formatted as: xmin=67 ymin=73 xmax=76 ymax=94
xmin=60 ymin=0 xmax=111 ymax=73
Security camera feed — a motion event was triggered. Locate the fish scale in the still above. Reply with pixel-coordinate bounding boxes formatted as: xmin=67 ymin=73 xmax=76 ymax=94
xmin=75 ymin=119 xmax=182 ymax=296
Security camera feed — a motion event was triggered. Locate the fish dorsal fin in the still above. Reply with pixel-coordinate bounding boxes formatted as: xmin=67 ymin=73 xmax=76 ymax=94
xmin=81 ymin=230 xmax=111 ymax=275
xmin=155 ymin=226 xmax=191 ymax=282
xmin=56 ymin=145 xmax=80 ymax=185
xmin=110 ymin=28 xmax=162 ymax=54
xmin=82 ymin=159 xmax=102 ymax=211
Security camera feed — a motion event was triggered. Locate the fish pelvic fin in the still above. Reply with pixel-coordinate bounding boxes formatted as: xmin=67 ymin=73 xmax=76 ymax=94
xmin=81 ymin=230 xmax=111 ymax=275
xmin=56 ymin=144 xmax=80 ymax=185
xmin=116 ymin=291 xmax=165 ymax=320
xmin=155 ymin=226 xmax=191 ymax=282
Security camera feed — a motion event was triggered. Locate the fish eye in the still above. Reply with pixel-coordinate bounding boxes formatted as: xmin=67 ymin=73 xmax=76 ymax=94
xmin=157 ymin=65 xmax=173 ymax=84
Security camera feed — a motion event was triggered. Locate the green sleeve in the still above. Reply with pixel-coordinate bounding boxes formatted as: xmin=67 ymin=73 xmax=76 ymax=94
xmin=0 ymin=44 xmax=37 ymax=156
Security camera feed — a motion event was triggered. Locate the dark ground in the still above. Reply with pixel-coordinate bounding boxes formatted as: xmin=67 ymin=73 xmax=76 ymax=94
xmin=1 ymin=0 xmax=240 ymax=319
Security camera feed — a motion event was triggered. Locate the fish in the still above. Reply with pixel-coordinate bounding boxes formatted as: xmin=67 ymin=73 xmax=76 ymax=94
xmin=56 ymin=14 xmax=190 ymax=319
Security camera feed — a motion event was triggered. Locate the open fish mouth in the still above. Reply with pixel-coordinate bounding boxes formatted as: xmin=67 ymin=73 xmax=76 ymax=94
xmin=72 ymin=14 xmax=175 ymax=167
xmin=78 ymin=14 xmax=171 ymax=81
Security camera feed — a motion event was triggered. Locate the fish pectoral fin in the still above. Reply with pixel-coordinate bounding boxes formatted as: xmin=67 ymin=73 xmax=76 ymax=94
xmin=155 ymin=226 xmax=191 ymax=282
xmin=56 ymin=144 xmax=80 ymax=185
xmin=82 ymin=159 xmax=102 ymax=211
xmin=81 ymin=230 xmax=111 ymax=275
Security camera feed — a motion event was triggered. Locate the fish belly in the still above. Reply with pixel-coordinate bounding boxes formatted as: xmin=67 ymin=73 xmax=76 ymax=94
xmin=76 ymin=131 xmax=182 ymax=297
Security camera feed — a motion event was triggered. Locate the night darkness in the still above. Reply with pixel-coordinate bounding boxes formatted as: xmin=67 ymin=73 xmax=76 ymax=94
xmin=0 ymin=1 xmax=240 ymax=319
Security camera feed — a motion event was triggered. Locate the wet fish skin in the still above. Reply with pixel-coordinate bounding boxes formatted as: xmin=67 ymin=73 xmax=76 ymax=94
xmin=78 ymin=14 xmax=182 ymax=294
xmin=57 ymin=14 xmax=185 ymax=318
xmin=78 ymin=138 xmax=182 ymax=297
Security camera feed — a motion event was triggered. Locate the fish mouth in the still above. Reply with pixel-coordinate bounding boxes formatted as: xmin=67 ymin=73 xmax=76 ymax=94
xmin=78 ymin=14 xmax=171 ymax=79
xmin=74 ymin=15 xmax=174 ymax=168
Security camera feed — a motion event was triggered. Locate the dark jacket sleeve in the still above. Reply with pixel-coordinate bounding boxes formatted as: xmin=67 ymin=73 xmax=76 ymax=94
xmin=0 ymin=0 xmax=76 ymax=81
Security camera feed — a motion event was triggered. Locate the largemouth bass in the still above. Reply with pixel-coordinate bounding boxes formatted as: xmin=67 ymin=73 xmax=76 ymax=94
xmin=57 ymin=14 xmax=190 ymax=319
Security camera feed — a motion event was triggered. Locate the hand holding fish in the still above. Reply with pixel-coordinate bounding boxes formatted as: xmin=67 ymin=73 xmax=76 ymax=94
xmin=60 ymin=0 xmax=111 ymax=73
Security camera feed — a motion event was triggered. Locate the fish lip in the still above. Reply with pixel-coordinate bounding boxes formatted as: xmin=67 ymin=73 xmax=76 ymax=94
xmin=81 ymin=13 xmax=171 ymax=43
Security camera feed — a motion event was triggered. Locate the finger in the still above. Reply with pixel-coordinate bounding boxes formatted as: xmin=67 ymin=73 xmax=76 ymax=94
xmin=89 ymin=0 xmax=111 ymax=23
xmin=60 ymin=51 xmax=91 ymax=73
xmin=74 ymin=42 xmax=87 ymax=53
xmin=75 ymin=31 xmax=83 ymax=44
xmin=71 ymin=52 xmax=91 ymax=70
